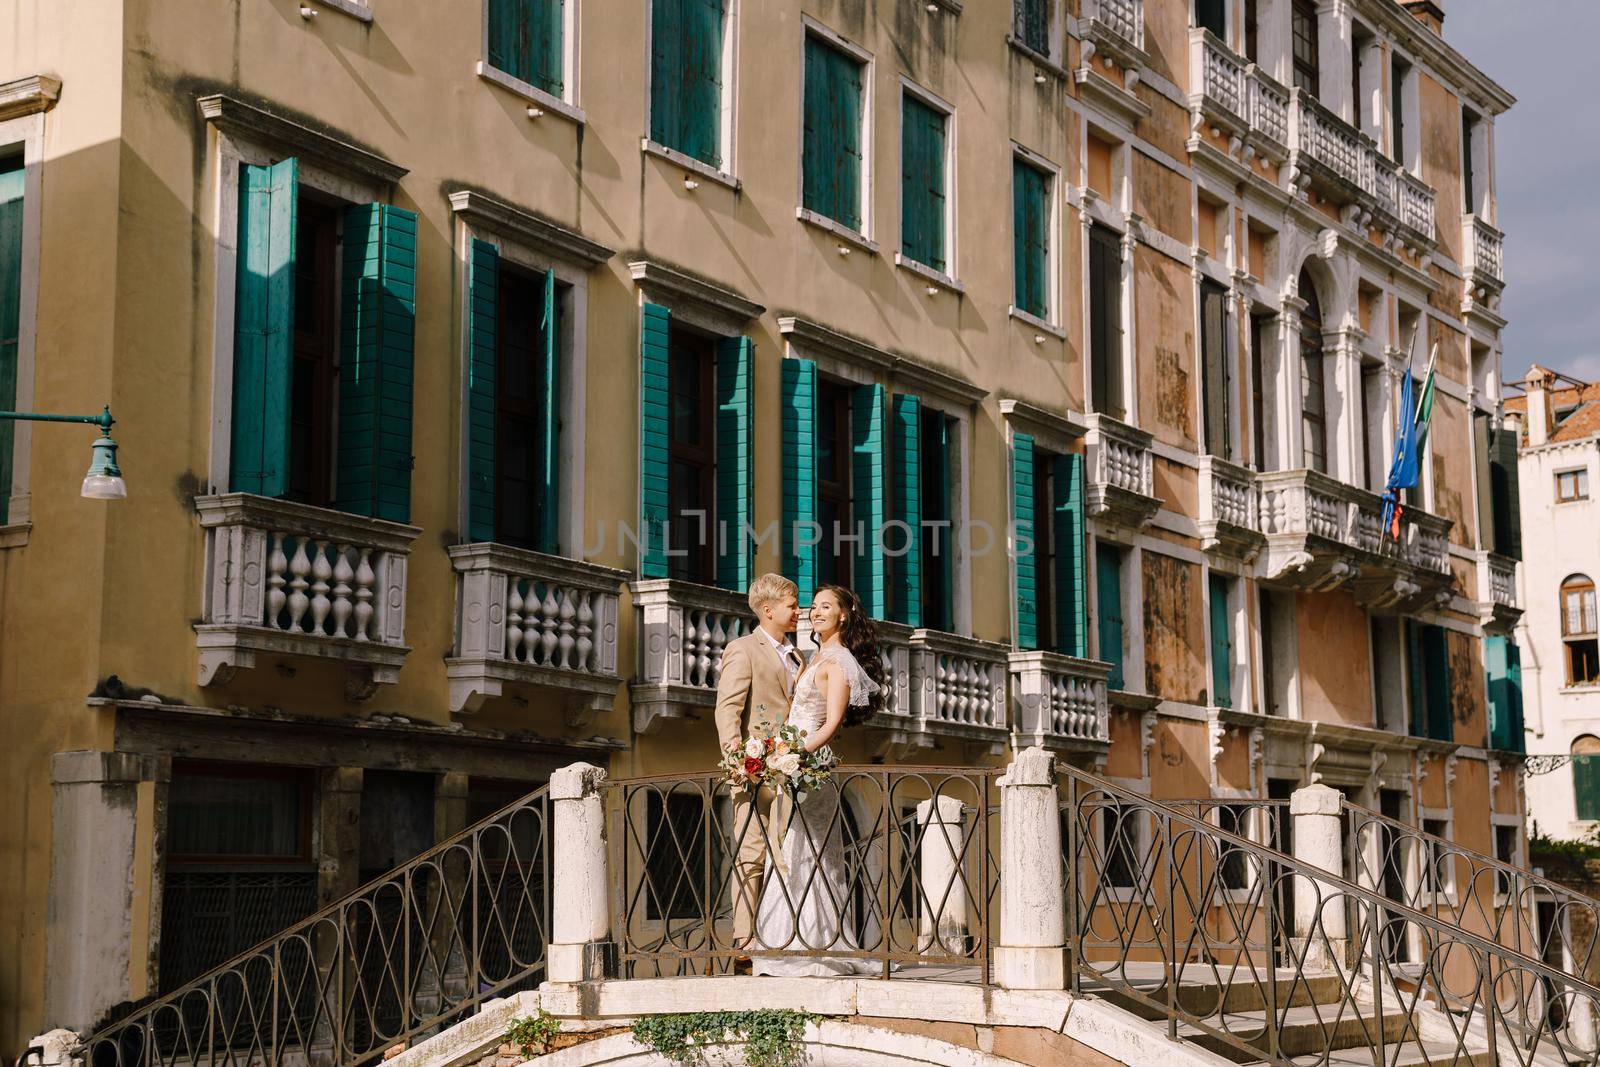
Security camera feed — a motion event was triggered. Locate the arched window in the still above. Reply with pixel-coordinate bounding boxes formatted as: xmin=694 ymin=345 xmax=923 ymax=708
xmin=1562 ymin=574 xmax=1599 ymax=687
xmin=1298 ymin=269 xmax=1328 ymax=473
xmin=1573 ymin=735 xmax=1600 ymax=821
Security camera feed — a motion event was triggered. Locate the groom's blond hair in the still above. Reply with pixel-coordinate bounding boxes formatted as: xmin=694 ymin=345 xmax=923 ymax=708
xmin=747 ymin=573 xmax=798 ymax=614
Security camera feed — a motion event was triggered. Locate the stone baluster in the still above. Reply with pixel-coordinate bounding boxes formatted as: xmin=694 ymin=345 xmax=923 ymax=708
xmin=917 ymin=794 xmax=970 ymax=954
xmin=287 ymin=537 xmax=312 ymax=632
xmin=506 ymin=579 xmax=525 ymax=662
xmin=331 ymin=547 xmax=354 ymax=639
xmin=352 ymin=547 xmax=375 ymax=641
xmin=556 ymin=589 xmax=576 ymax=669
xmin=575 ymin=592 xmax=595 ymax=672
xmin=547 ymin=762 xmax=614 ymax=983
xmin=267 ymin=532 xmax=288 ymax=627
xmin=309 ymin=540 xmax=332 ymax=636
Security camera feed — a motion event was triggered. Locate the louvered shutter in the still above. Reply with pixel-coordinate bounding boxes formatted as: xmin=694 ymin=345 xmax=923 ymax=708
xmin=1013 ymin=159 xmax=1049 ymax=319
xmin=639 ymin=303 xmax=672 ymax=577
xmin=1013 ymin=432 xmax=1038 ymax=650
xmin=1202 ymin=282 xmax=1230 ymax=459
xmin=336 ymin=203 xmax=417 ymax=522
xmin=232 ymin=157 xmax=298 ymax=498
xmin=466 ymin=239 xmax=499 ymax=543
xmin=852 ymin=383 xmax=888 ymax=618
xmin=890 ymin=394 xmax=923 ymax=627
xmin=782 ymin=359 xmax=819 ymax=603
xmin=1209 ymin=572 xmax=1233 ymax=708
xmin=1422 ymin=625 xmax=1453 ymax=743
xmin=901 ymin=96 xmax=947 ymax=272
xmin=1097 ymin=545 xmax=1125 ymax=690
xmin=0 ymin=161 xmax=23 ymax=522
xmin=714 ymin=334 xmax=753 ymax=591
xmin=922 ymin=408 xmax=954 ymax=632
xmin=1053 ymin=452 xmax=1087 ymax=658
xmin=536 ymin=269 xmax=561 ymax=553
xmin=1491 ymin=425 xmax=1522 ymax=559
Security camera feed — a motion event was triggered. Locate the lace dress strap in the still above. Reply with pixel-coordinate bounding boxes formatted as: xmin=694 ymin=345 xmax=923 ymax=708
xmin=815 ymin=645 xmax=881 ymax=707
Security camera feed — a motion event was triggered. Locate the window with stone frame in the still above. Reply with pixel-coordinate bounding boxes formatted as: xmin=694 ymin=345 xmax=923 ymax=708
xmin=1562 ymin=575 xmax=1599 ymax=686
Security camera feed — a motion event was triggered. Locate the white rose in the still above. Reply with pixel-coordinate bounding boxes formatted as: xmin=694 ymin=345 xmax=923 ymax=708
xmin=744 ymin=737 xmax=765 ymax=758
xmin=772 ymin=752 xmax=802 ymax=777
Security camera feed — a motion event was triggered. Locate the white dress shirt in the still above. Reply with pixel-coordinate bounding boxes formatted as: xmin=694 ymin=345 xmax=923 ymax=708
xmin=762 ymin=627 xmax=803 ymax=683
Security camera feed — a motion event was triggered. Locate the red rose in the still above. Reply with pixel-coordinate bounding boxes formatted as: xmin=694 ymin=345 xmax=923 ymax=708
xmin=764 ymin=737 xmax=775 ymax=753
xmin=744 ymin=756 xmax=765 ymax=776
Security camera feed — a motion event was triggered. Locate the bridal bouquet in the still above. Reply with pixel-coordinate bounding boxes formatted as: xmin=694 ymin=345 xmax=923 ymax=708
xmin=719 ymin=722 xmax=838 ymax=794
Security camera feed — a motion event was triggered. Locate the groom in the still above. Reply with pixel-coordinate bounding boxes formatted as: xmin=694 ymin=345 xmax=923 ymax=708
xmin=714 ymin=572 xmax=802 ymax=970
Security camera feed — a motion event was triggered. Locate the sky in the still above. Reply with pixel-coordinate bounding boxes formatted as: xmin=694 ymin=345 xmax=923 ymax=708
xmin=1445 ymin=0 xmax=1600 ymax=385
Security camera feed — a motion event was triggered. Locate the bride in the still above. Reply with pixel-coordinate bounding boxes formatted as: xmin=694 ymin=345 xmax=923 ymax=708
xmin=751 ymin=585 xmax=885 ymax=977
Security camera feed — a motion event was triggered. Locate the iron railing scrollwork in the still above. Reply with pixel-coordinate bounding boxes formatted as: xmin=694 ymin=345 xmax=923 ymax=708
xmin=83 ymin=786 xmax=552 ymax=1067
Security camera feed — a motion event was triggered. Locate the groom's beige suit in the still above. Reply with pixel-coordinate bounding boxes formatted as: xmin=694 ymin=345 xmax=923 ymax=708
xmin=714 ymin=629 xmax=800 ymax=946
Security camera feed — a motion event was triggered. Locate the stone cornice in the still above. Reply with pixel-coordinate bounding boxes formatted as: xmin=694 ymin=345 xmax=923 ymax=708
xmin=1362 ymin=0 xmax=1515 ymax=114
xmin=198 ymin=93 xmax=408 ymax=186
xmin=998 ymin=398 xmax=1088 ymax=447
xmin=0 ymin=75 xmax=61 ymax=122
xmin=777 ymin=316 xmax=988 ymax=405
xmin=447 ymin=188 xmax=615 ymax=269
xmin=628 ymin=259 xmax=764 ymax=322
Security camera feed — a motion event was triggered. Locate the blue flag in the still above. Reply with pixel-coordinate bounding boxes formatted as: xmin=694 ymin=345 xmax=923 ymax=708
xmin=1380 ymin=370 xmax=1418 ymax=538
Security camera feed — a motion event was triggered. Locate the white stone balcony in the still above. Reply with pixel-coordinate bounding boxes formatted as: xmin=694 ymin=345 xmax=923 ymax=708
xmin=1084 ymin=412 xmax=1160 ymax=530
xmin=1287 ymin=88 xmax=1435 ymax=247
xmin=446 ymin=544 xmax=627 ymax=721
xmin=1463 ymin=214 xmax=1505 ymax=293
xmin=885 ymin=629 xmax=1012 ymax=756
xmin=1256 ymin=469 xmax=1452 ymax=611
xmin=629 ymin=578 xmax=752 ymax=735
xmin=1478 ymin=551 xmax=1521 ymax=630
xmin=1189 ymin=30 xmax=1289 ymax=160
xmin=1081 ymin=0 xmax=1144 ymax=57
xmin=1008 ymin=651 xmax=1112 ymax=756
xmin=194 ymin=493 xmax=419 ymax=697
xmin=1197 ymin=455 xmax=1264 ymax=560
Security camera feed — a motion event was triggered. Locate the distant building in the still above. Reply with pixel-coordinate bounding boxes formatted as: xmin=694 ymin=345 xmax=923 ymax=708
xmin=1508 ymin=366 xmax=1600 ymax=839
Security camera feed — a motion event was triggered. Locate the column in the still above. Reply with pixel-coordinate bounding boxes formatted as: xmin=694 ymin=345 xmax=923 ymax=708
xmin=318 ymin=767 xmax=363 ymax=904
xmin=44 ymin=751 xmax=169 ymax=1033
xmin=1290 ymin=783 xmax=1348 ymax=972
xmin=1327 ymin=328 xmax=1364 ymax=486
xmin=996 ymin=747 xmax=1066 ymax=989
xmin=916 ymin=795 xmax=970 ymax=954
xmin=547 ymin=762 xmax=612 ymax=983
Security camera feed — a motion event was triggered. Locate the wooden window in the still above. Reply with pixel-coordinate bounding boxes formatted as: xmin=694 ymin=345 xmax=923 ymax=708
xmin=650 ymin=0 xmax=726 ymax=167
xmin=1244 ymin=0 xmax=1259 ymax=62
xmin=1088 ymin=224 xmax=1125 ymax=418
xmin=1405 ymin=621 xmax=1453 ymax=742
xmin=1485 ymin=634 xmax=1525 ymax=754
xmin=816 ymin=378 xmax=853 ymax=589
xmin=288 ymin=195 xmax=340 ymax=508
xmin=1298 ymin=269 xmax=1328 ymax=474
xmin=1013 ymin=157 xmax=1051 ymax=320
xmin=668 ymin=329 xmax=716 ymax=584
xmin=1563 ymin=575 xmax=1599 ymax=687
xmin=1209 ymin=572 xmax=1234 ymax=709
xmin=1014 ymin=0 xmax=1051 ymax=55
xmin=0 ymin=153 xmax=22 ymax=524
xmin=1390 ymin=55 xmax=1409 ymax=164
xmin=1462 ymin=110 xmax=1479 ymax=213
xmin=486 ymin=0 xmax=564 ymax=97
xmin=1096 ymin=543 xmax=1126 ymax=690
xmin=1557 ymin=468 xmax=1590 ymax=503
xmin=1194 ymin=0 xmax=1226 ymax=38
xmin=802 ymin=33 xmax=864 ymax=232
xmin=1250 ymin=312 xmax=1268 ymax=470
xmin=1201 ymin=282 xmax=1230 ymax=459
xmin=494 ymin=266 xmax=558 ymax=551
xmin=920 ymin=407 xmax=953 ymax=632
xmin=900 ymin=92 xmax=948 ymax=273
xmin=1032 ymin=445 xmax=1057 ymax=651
xmin=1291 ymin=0 xmax=1320 ymax=97
xmin=1575 ymin=736 xmax=1600 ymax=821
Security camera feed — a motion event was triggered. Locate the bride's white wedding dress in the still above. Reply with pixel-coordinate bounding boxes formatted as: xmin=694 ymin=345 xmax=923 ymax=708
xmin=751 ymin=643 xmax=879 ymax=977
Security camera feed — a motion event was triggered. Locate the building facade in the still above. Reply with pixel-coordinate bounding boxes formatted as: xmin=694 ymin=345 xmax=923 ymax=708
xmin=0 ymin=0 xmax=1521 ymax=1055
xmin=1508 ymin=367 xmax=1600 ymax=840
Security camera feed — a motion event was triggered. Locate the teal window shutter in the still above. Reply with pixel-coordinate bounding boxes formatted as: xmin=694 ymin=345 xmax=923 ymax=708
xmin=1486 ymin=633 xmax=1509 ymax=751
xmin=536 ymin=269 xmax=561 ymax=553
xmin=1208 ymin=572 xmax=1233 ymax=708
xmin=1405 ymin=620 xmax=1427 ymax=738
xmin=639 ymin=303 xmax=673 ymax=577
xmin=467 ymin=239 xmax=499 ymax=543
xmin=1012 ymin=158 xmax=1049 ymax=319
xmin=232 ymin=157 xmax=298 ymax=498
xmin=851 ymin=383 xmax=888 ymax=618
xmin=714 ymin=334 xmax=753 ymax=590
xmin=487 ymin=0 xmax=564 ymax=96
xmin=901 ymin=94 xmax=947 ymax=273
xmin=1507 ymin=641 xmax=1525 ymax=754
xmin=782 ymin=359 xmax=819 ymax=603
xmin=0 ymin=158 xmax=24 ymax=524
xmin=651 ymin=0 xmax=724 ymax=167
xmin=1491 ymin=425 xmax=1522 ymax=559
xmin=1421 ymin=624 xmax=1453 ymax=742
xmin=1577 ymin=754 xmax=1600 ymax=822
xmin=803 ymin=34 xmax=863 ymax=231
xmin=1096 ymin=544 xmax=1125 ymax=689
xmin=1013 ymin=433 xmax=1038 ymax=650
xmin=890 ymin=394 xmax=923 ymax=627
xmin=336 ymin=203 xmax=416 ymax=523
xmin=920 ymin=408 xmax=954 ymax=632
xmin=1052 ymin=453 xmax=1087 ymax=658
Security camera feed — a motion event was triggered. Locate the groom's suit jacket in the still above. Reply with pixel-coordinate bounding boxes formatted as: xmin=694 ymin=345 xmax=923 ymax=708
xmin=714 ymin=631 xmax=795 ymax=753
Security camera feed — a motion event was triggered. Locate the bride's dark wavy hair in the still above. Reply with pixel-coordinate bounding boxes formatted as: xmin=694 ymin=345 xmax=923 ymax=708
xmin=813 ymin=584 xmax=888 ymax=726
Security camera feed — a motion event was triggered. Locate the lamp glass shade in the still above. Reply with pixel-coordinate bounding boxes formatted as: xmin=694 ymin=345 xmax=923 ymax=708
xmin=81 ymin=433 xmax=126 ymax=500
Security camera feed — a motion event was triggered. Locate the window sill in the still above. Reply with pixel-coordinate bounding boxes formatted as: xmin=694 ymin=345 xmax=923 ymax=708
xmin=1006 ymin=36 xmax=1068 ymax=81
xmin=0 ymin=522 xmax=30 ymax=549
xmin=1008 ymin=304 xmax=1065 ymax=339
xmin=476 ymin=63 xmax=585 ymax=125
xmin=796 ymin=208 xmax=878 ymax=254
xmin=1562 ymin=684 xmax=1600 ymax=694
xmin=895 ymin=252 xmax=965 ymax=295
xmin=305 ymin=0 xmax=373 ymax=22
xmin=641 ymin=139 xmax=739 ymax=191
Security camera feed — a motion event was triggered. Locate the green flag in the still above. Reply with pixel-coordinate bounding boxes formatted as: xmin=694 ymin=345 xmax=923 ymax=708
xmin=1413 ymin=342 xmax=1438 ymax=448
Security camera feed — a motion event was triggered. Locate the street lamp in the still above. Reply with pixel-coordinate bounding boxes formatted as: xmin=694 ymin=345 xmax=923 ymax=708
xmin=0 ymin=405 xmax=127 ymax=499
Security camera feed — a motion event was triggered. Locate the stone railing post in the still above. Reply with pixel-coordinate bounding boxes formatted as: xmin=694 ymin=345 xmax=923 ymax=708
xmin=916 ymin=795 xmax=970 ymax=954
xmin=547 ymin=762 xmax=613 ymax=983
xmin=24 ymin=1031 xmax=82 ymax=1067
xmin=995 ymin=747 xmax=1066 ymax=989
xmin=1291 ymin=784 xmax=1348 ymax=972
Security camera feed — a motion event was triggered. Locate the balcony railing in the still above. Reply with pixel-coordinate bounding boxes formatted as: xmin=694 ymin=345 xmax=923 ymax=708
xmin=1083 ymin=412 xmax=1160 ymax=529
xmin=1008 ymin=650 xmax=1111 ymax=753
xmin=1479 ymin=551 xmax=1521 ymax=628
xmin=629 ymin=578 xmax=751 ymax=734
xmin=1196 ymin=455 xmax=1263 ymax=558
xmin=1256 ymin=469 xmax=1452 ymax=607
xmin=447 ymin=544 xmax=628 ymax=719
xmin=1463 ymin=213 xmax=1505 ymax=290
xmin=1082 ymin=0 xmax=1144 ymax=53
xmin=1190 ymin=30 xmax=1289 ymax=155
xmin=195 ymin=493 xmax=419 ymax=694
